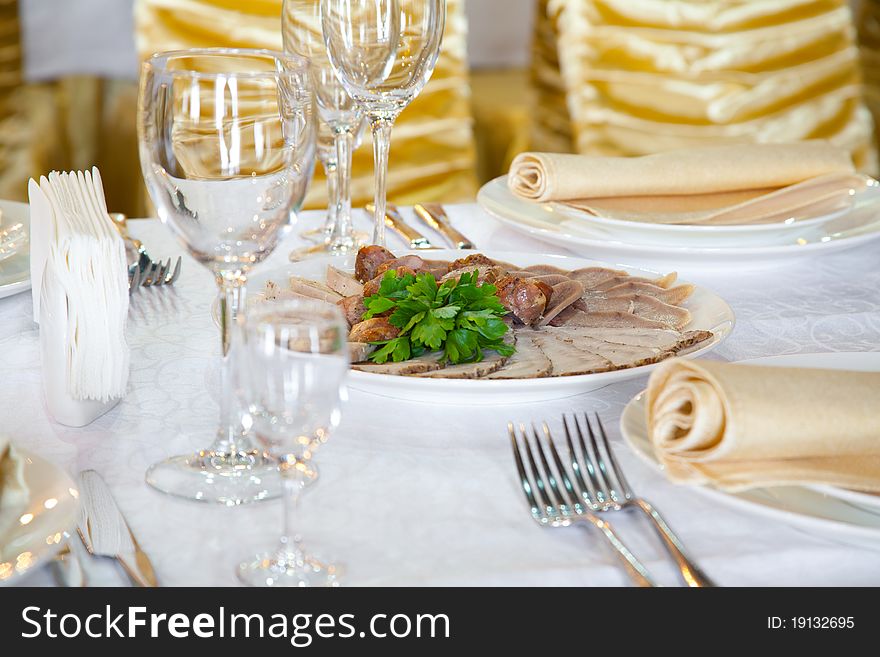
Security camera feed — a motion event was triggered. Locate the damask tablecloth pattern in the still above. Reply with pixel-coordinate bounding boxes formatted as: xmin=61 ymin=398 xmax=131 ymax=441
xmin=3 ymin=205 xmax=880 ymax=586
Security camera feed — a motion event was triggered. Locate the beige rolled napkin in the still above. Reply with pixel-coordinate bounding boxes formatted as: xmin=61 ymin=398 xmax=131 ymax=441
xmin=0 ymin=437 xmax=28 ymax=541
xmin=508 ymin=143 xmax=869 ymax=225
xmin=646 ymin=360 xmax=880 ymax=492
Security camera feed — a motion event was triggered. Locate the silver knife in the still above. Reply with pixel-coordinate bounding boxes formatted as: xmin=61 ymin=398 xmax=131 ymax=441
xmin=76 ymin=470 xmax=158 ymax=587
xmin=413 ymin=203 xmax=475 ymax=250
xmin=365 ymin=203 xmax=438 ymax=250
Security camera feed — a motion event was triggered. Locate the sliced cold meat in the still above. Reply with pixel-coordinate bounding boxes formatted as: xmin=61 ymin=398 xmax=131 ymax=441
xmin=338 ymin=295 xmax=367 ymax=327
xmin=567 ymin=267 xmax=629 ymax=290
xmin=484 ymin=333 xmax=552 ymax=379
xmin=531 ymin=334 xmax=615 ymax=376
xmin=413 ymin=350 xmax=509 ymax=379
xmin=326 ymin=266 xmax=364 ymax=297
xmin=537 ymin=280 xmax=585 ymax=326
xmin=578 ymin=293 xmax=691 ymax=329
xmin=556 ymin=309 xmax=669 ymax=330
xmin=593 ymin=272 xmax=678 ymax=291
xmin=495 ymin=275 xmax=548 ymax=325
xmin=348 ymin=317 xmax=400 ymax=343
xmin=348 ymin=342 xmax=376 ymax=363
xmin=352 ymin=352 xmax=442 ymax=376
xmin=603 ymin=281 xmax=694 ymax=305
xmin=355 ymin=245 xmax=395 ymax=282
xmin=289 ymin=277 xmax=343 ymax=304
xmin=553 ymin=333 xmax=672 ymax=368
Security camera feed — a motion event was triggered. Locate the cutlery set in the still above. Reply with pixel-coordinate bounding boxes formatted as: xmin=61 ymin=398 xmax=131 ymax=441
xmin=367 ymin=203 xmax=475 ymax=250
xmin=54 ymin=470 xmax=158 ymax=588
xmin=509 ymin=414 xmax=713 ymax=587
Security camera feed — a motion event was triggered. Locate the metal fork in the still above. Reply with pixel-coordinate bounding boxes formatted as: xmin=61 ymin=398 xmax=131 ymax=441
xmin=570 ymin=413 xmax=715 ymax=587
xmin=110 ymin=213 xmax=182 ymax=291
xmin=509 ymin=422 xmax=656 ymax=587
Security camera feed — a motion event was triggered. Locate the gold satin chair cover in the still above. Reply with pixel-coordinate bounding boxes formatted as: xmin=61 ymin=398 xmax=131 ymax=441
xmin=134 ymin=0 xmax=478 ymax=209
xmin=540 ymin=0 xmax=877 ymax=172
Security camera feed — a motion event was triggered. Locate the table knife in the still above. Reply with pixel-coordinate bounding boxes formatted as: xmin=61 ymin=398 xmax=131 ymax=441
xmin=413 ymin=203 xmax=475 ymax=249
xmin=365 ymin=203 xmax=437 ymax=250
xmin=76 ymin=470 xmax=158 ymax=587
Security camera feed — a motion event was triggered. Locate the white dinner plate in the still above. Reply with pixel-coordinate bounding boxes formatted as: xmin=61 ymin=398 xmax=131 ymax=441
xmin=478 ymin=176 xmax=880 ymax=267
xmin=0 ymin=449 xmax=79 ymax=586
xmin=0 ymin=200 xmax=31 ymax=300
xmin=237 ymin=249 xmax=735 ymax=405
xmin=620 ymin=352 xmax=880 ymax=545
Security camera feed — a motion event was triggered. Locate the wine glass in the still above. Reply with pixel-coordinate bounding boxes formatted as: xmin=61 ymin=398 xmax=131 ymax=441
xmin=284 ymin=0 xmax=366 ymax=256
xmin=236 ymin=300 xmax=349 ymax=587
xmin=320 ymin=0 xmax=446 ymax=246
xmin=137 ymin=48 xmax=316 ymax=504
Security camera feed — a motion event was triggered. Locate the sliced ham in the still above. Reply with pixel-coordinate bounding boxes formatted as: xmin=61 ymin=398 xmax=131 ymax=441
xmin=413 ymin=350 xmax=509 ymax=379
xmin=603 ymin=281 xmax=694 ymax=305
xmin=352 ymin=353 xmax=442 ymax=375
xmin=348 ymin=342 xmax=376 ymax=363
xmin=537 ymin=280 xmax=585 ymax=326
xmin=554 ymin=333 xmax=672 ymax=368
xmin=567 ymin=267 xmax=629 ymax=289
xmin=554 ymin=309 xmax=669 ymax=330
xmin=326 ymin=266 xmax=364 ymax=297
xmin=578 ymin=293 xmax=691 ymax=329
xmin=289 ymin=277 xmax=343 ymax=304
xmin=531 ymin=334 xmax=615 ymax=376
xmin=484 ymin=334 xmax=552 ymax=379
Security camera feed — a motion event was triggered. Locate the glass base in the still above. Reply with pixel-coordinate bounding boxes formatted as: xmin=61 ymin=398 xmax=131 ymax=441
xmin=237 ymin=547 xmax=341 ymax=587
xmin=145 ymin=449 xmax=281 ymax=506
xmin=289 ymin=230 xmax=370 ymax=261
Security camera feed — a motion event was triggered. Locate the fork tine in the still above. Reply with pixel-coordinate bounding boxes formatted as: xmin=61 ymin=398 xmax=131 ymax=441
xmin=571 ymin=414 xmax=608 ymax=506
xmin=508 ymin=423 xmax=541 ymax=520
xmin=542 ymin=422 xmax=582 ymax=513
xmin=530 ymin=423 xmax=569 ymax=515
xmin=156 ymin=259 xmax=171 ymax=286
xmin=562 ymin=415 xmax=597 ymax=509
xmin=143 ymin=262 xmax=159 ymax=287
xmin=593 ymin=413 xmax=634 ymax=501
xmin=583 ymin=413 xmax=619 ymax=504
xmin=168 ymin=257 xmax=182 ymax=284
xmin=519 ymin=423 xmax=555 ymax=515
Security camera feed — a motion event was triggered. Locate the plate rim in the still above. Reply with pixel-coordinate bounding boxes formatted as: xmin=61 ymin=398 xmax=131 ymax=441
xmin=478 ymin=176 xmax=880 ymax=257
xmin=0 ymin=447 xmax=79 ymax=586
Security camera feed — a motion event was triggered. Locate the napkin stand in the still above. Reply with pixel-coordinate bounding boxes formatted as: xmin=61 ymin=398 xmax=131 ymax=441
xmin=39 ymin=263 xmax=120 ymax=427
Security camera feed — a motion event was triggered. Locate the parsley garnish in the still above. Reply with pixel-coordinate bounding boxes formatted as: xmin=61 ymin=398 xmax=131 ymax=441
xmin=363 ymin=270 xmax=516 ymax=365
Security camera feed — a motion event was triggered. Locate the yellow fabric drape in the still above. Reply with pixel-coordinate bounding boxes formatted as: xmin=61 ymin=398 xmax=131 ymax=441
xmin=134 ymin=0 xmax=479 ymax=209
xmin=542 ymin=0 xmax=877 ymax=172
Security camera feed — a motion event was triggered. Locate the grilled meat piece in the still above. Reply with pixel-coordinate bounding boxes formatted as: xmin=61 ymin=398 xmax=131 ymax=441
xmin=349 ymin=317 xmax=400 ymax=343
xmin=494 ymin=275 xmax=548 ymax=325
xmin=355 ymin=245 xmax=395 ymax=282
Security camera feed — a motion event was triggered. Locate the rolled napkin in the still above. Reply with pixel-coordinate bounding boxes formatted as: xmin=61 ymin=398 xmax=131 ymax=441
xmin=646 ymin=359 xmax=880 ymax=492
xmin=0 ymin=437 xmax=28 ymax=542
xmin=28 ymin=168 xmax=129 ymax=426
xmin=508 ymin=143 xmax=871 ymax=225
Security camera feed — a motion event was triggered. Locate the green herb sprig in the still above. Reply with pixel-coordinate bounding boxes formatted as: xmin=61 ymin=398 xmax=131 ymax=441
xmin=362 ymin=270 xmax=515 ymax=365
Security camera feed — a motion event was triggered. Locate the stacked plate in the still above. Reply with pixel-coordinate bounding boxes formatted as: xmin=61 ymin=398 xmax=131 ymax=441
xmin=478 ymin=176 xmax=880 ymax=267
xmin=0 ymin=200 xmax=30 ymax=300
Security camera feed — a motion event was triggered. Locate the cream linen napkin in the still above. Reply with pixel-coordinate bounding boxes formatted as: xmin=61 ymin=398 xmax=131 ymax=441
xmin=0 ymin=437 xmax=28 ymax=542
xmin=645 ymin=360 xmax=880 ymax=492
xmin=508 ymin=143 xmax=868 ymax=225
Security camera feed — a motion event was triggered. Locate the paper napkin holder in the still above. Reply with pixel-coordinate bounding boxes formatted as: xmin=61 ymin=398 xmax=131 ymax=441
xmin=39 ymin=262 xmax=119 ymax=427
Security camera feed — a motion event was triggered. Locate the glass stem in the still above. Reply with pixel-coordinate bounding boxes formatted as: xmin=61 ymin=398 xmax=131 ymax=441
xmin=328 ymin=127 xmax=355 ymax=252
xmin=322 ymin=158 xmax=339 ymax=237
xmin=279 ymin=458 xmax=306 ymax=560
xmin=213 ymin=275 xmax=247 ymax=455
xmin=370 ymin=116 xmax=395 ymax=247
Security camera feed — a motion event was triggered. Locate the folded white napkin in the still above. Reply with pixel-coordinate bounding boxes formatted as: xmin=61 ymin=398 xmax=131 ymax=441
xmin=0 ymin=437 xmax=28 ymax=543
xmin=28 ymin=168 xmax=129 ymax=405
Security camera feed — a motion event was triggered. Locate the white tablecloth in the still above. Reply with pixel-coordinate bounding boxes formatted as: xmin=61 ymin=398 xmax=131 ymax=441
xmin=4 ymin=204 xmax=880 ymax=587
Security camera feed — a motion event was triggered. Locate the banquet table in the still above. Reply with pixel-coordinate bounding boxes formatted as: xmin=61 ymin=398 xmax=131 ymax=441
xmin=4 ymin=203 xmax=880 ymax=587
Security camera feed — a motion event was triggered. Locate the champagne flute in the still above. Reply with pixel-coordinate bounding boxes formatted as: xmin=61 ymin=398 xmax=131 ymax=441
xmin=137 ymin=49 xmax=316 ymax=504
xmin=284 ymin=0 xmax=366 ymax=256
xmin=236 ymin=300 xmax=349 ymax=587
xmin=320 ymin=0 xmax=446 ymax=246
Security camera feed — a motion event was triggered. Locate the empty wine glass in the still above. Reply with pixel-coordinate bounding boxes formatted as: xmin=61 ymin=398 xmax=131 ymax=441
xmin=284 ymin=0 xmax=366 ymax=256
xmin=321 ymin=0 xmax=446 ymax=246
xmin=236 ymin=300 xmax=349 ymax=587
xmin=137 ymin=48 xmax=316 ymax=504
